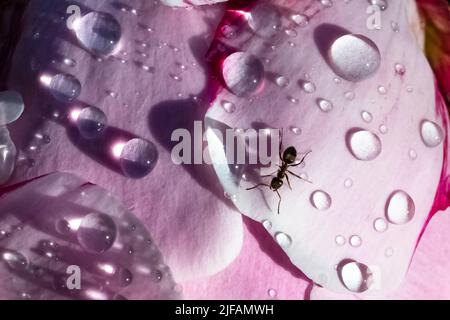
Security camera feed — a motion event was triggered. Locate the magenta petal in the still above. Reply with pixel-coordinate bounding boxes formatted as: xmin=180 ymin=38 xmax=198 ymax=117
xmin=7 ymin=0 xmax=243 ymax=282
xmin=205 ymin=0 xmax=443 ymax=294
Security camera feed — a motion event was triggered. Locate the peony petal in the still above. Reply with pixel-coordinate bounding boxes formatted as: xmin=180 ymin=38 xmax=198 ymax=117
xmin=161 ymin=0 xmax=228 ymax=8
xmin=0 ymin=172 xmax=180 ymax=300
xmin=205 ymin=0 xmax=443 ymax=295
xmin=6 ymin=0 xmax=243 ymax=283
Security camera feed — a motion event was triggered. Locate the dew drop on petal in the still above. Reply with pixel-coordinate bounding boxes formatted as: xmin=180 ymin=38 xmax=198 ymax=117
xmin=262 ymin=220 xmax=272 ymax=230
xmin=368 ymin=0 xmax=388 ymax=11
xmin=338 ymin=260 xmax=373 ymax=293
xmin=349 ymin=235 xmax=362 ymax=247
xmin=385 ymin=190 xmax=415 ymax=224
xmin=377 ymin=86 xmax=387 ymax=95
xmin=408 ymin=148 xmax=417 ymax=160
xmin=268 ymin=288 xmax=278 ymax=298
xmin=395 ymin=63 xmax=406 ymax=76
xmin=373 ymin=218 xmax=388 ymax=232
xmin=77 ymin=213 xmax=117 ymax=253
xmin=221 ymin=100 xmax=236 ymax=113
xmin=275 ymin=232 xmax=292 ymax=248
xmin=347 ymin=129 xmax=382 ymax=161
xmin=344 ymin=91 xmax=355 ymax=101
xmin=0 ymin=91 xmax=25 ymax=125
xmin=275 ymin=75 xmax=290 ymax=87
xmin=379 ymin=124 xmax=388 ymax=134
xmin=290 ymin=14 xmax=309 ymax=27
xmin=335 ymin=235 xmax=346 ymax=246
xmin=310 ymin=190 xmax=332 ymax=210
xmin=119 ymin=138 xmax=158 ymax=179
xmin=76 ymin=106 xmax=107 ymax=139
xmin=248 ymin=3 xmax=281 ymax=38
xmin=317 ymin=98 xmax=333 ymax=112
xmin=0 ymin=127 xmax=17 ymax=185
xmin=361 ymin=111 xmax=373 ymax=123
xmin=73 ymin=11 xmax=121 ymax=56
xmin=41 ymin=73 xmax=81 ymax=102
xmin=385 ymin=247 xmax=394 ymax=257
xmin=289 ymin=126 xmax=301 ymax=135
xmin=302 ymin=81 xmax=316 ymax=93
xmin=222 ymin=52 xmax=264 ymax=97
xmin=2 ymin=250 xmax=28 ymax=271
xmin=328 ymin=34 xmax=381 ymax=82
xmin=420 ymin=120 xmax=443 ymax=148
xmin=344 ymin=178 xmax=353 ymax=188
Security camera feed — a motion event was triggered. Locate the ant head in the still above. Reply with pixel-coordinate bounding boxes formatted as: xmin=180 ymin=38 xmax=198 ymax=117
xmin=282 ymin=146 xmax=297 ymax=164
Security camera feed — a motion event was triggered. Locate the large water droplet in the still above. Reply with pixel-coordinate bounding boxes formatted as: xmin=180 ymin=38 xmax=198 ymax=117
xmin=347 ymin=129 xmax=382 ymax=161
xmin=0 ymin=91 xmax=24 ymax=125
xmin=275 ymin=232 xmax=292 ymax=248
xmin=77 ymin=213 xmax=117 ymax=253
xmin=420 ymin=120 xmax=443 ymax=148
xmin=222 ymin=52 xmax=264 ymax=97
xmin=385 ymin=190 xmax=415 ymax=224
xmin=41 ymin=73 xmax=81 ymax=102
xmin=248 ymin=3 xmax=281 ymax=38
xmin=328 ymin=34 xmax=381 ymax=82
xmin=310 ymin=190 xmax=332 ymax=210
xmin=73 ymin=11 xmax=121 ymax=56
xmin=119 ymin=138 xmax=158 ymax=179
xmin=338 ymin=260 xmax=373 ymax=293
xmin=0 ymin=127 xmax=17 ymax=185
xmin=76 ymin=106 xmax=107 ymax=139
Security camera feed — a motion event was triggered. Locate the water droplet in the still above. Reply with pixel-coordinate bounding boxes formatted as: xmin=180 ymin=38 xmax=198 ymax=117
xmin=119 ymin=138 xmax=158 ymax=179
xmin=420 ymin=120 xmax=443 ymax=148
xmin=2 ymin=250 xmax=28 ymax=270
xmin=335 ymin=235 xmax=346 ymax=246
xmin=347 ymin=129 xmax=382 ymax=161
xmin=361 ymin=111 xmax=373 ymax=123
xmin=288 ymin=96 xmax=299 ymax=104
xmin=289 ymin=126 xmax=301 ymax=135
xmin=41 ymin=73 xmax=81 ymax=102
xmin=385 ymin=190 xmax=415 ymax=224
xmin=284 ymin=29 xmax=297 ymax=37
xmin=118 ymin=267 xmax=133 ymax=287
xmin=378 ymin=86 xmax=387 ymax=95
xmin=344 ymin=178 xmax=353 ymax=188
xmin=317 ymin=98 xmax=333 ymax=112
xmin=338 ymin=260 xmax=373 ymax=293
xmin=320 ymin=0 xmax=333 ymax=7
xmin=275 ymin=232 xmax=292 ymax=248
xmin=63 ymin=58 xmax=77 ymax=67
xmin=55 ymin=219 xmax=71 ymax=234
xmin=248 ymin=3 xmax=281 ymax=38
xmin=220 ymin=24 xmax=236 ymax=39
xmin=152 ymin=269 xmax=163 ymax=282
xmin=221 ymin=100 xmax=236 ymax=113
xmin=310 ymin=190 xmax=332 ymax=210
xmin=373 ymin=218 xmax=388 ymax=232
xmin=72 ymin=11 xmax=121 ymax=56
xmin=77 ymin=213 xmax=117 ymax=253
xmin=290 ymin=14 xmax=309 ymax=27
xmin=76 ymin=106 xmax=107 ymax=139
xmin=349 ymin=235 xmax=362 ymax=247
xmin=379 ymin=124 xmax=388 ymax=134
xmin=344 ymin=91 xmax=355 ymax=101
xmin=222 ymin=52 xmax=264 ymax=97
xmin=391 ymin=21 xmax=400 ymax=32
xmin=395 ymin=63 xmax=406 ymax=76
xmin=268 ymin=288 xmax=277 ymax=298
xmin=0 ymin=127 xmax=17 ymax=185
xmin=385 ymin=247 xmax=394 ymax=257
xmin=262 ymin=220 xmax=272 ymax=230
xmin=369 ymin=0 xmax=388 ymax=11
xmin=328 ymin=34 xmax=381 ymax=82
xmin=408 ymin=148 xmax=417 ymax=160
xmin=275 ymin=76 xmax=290 ymax=87
xmin=302 ymin=81 xmax=316 ymax=93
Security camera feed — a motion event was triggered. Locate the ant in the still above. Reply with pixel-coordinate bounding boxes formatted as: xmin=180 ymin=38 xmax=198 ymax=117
xmin=246 ymin=132 xmax=311 ymax=214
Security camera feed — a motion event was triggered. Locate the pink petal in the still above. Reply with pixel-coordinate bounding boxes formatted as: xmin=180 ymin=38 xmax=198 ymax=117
xmin=161 ymin=0 xmax=228 ymax=8
xmin=6 ymin=0 xmax=243 ymax=282
xmin=205 ymin=0 xmax=443 ymax=295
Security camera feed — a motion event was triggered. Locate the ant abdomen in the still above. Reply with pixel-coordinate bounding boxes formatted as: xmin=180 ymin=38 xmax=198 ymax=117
xmin=282 ymin=146 xmax=297 ymax=164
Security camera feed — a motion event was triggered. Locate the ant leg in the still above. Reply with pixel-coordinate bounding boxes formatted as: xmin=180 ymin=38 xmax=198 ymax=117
xmin=246 ymin=183 xmax=271 ymax=191
xmin=261 ymin=170 xmax=278 ymax=178
xmin=287 ymin=170 xmax=312 ymax=183
xmin=276 ymin=190 xmax=282 ymax=214
xmin=290 ymin=150 xmax=312 ymax=167
xmin=285 ymin=174 xmax=292 ymax=190
xmin=278 ymin=129 xmax=284 ymax=162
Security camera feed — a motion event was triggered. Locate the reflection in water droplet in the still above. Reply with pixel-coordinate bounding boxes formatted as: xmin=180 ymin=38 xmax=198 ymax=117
xmin=328 ymin=34 xmax=381 ymax=82
xmin=317 ymin=98 xmax=333 ymax=112
xmin=373 ymin=218 xmax=388 ymax=232
xmin=338 ymin=260 xmax=373 ymax=293
xmin=310 ymin=190 xmax=332 ymax=210
xmin=41 ymin=73 xmax=81 ymax=102
xmin=72 ymin=11 xmax=121 ymax=56
xmin=420 ymin=120 xmax=443 ymax=148
xmin=222 ymin=52 xmax=264 ymax=97
xmin=347 ymin=129 xmax=382 ymax=161
xmin=76 ymin=106 xmax=107 ymax=139
xmin=118 ymin=267 xmax=133 ymax=287
xmin=119 ymin=138 xmax=158 ymax=179
xmin=275 ymin=232 xmax=292 ymax=248
xmin=77 ymin=213 xmax=117 ymax=253
xmin=386 ymin=190 xmax=415 ymax=224
xmin=248 ymin=3 xmax=281 ymax=38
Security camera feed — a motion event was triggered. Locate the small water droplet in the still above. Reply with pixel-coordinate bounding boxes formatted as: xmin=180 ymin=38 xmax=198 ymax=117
xmin=221 ymin=100 xmax=236 ymax=113
xmin=262 ymin=220 xmax=272 ymax=230
xmin=335 ymin=235 xmax=346 ymax=246
xmin=289 ymin=126 xmax=301 ymax=135
xmin=275 ymin=76 xmax=290 ymax=87
xmin=369 ymin=0 xmax=388 ymax=11
xmin=118 ymin=268 xmax=133 ymax=287
xmin=63 ymin=58 xmax=77 ymax=67
xmin=302 ymin=81 xmax=316 ymax=93
xmin=275 ymin=232 xmax=292 ymax=248
xmin=347 ymin=129 xmax=382 ymax=161
xmin=284 ymin=29 xmax=297 ymax=37
xmin=395 ymin=63 xmax=406 ymax=76
xmin=349 ymin=235 xmax=362 ymax=247
xmin=310 ymin=190 xmax=332 ymax=210
xmin=290 ymin=14 xmax=309 ymax=27
xmin=288 ymin=96 xmax=299 ymax=104
xmin=386 ymin=190 xmax=415 ymax=224
xmin=328 ymin=34 xmax=381 ymax=82
xmin=379 ymin=124 xmax=388 ymax=134
xmin=344 ymin=178 xmax=353 ymax=188
xmin=338 ymin=260 xmax=373 ymax=293
xmin=2 ymin=250 xmax=28 ymax=270
xmin=361 ymin=111 xmax=373 ymax=123
xmin=385 ymin=247 xmax=394 ymax=257
xmin=408 ymin=148 xmax=417 ymax=160
xmin=222 ymin=52 xmax=264 ymax=97
xmin=76 ymin=106 xmax=107 ymax=139
xmin=268 ymin=288 xmax=278 ymax=298
xmin=77 ymin=213 xmax=117 ymax=253
xmin=378 ymin=86 xmax=387 ymax=95
xmin=344 ymin=91 xmax=355 ymax=101
xmin=317 ymin=98 xmax=333 ymax=112
xmin=373 ymin=218 xmax=388 ymax=232
xmin=119 ymin=138 xmax=158 ymax=179
xmin=420 ymin=120 xmax=443 ymax=148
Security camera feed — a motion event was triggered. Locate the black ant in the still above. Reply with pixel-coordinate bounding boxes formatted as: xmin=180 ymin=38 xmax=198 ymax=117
xmin=246 ymin=133 xmax=311 ymax=214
